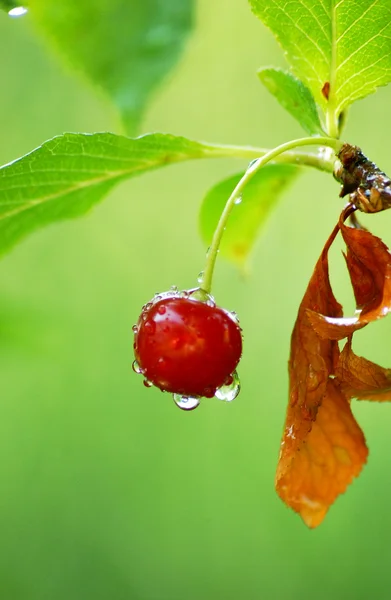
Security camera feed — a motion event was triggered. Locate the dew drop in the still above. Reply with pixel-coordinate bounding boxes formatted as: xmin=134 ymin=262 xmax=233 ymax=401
xmin=170 ymin=285 xmax=179 ymax=293
xmin=215 ymin=371 xmax=240 ymax=402
xmin=192 ymin=287 xmax=215 ymax=306
xmin=226 ymin=310 xmax=239 ymax=323
xmin=8 ymin=6 xmax=28 ymax=17
xmin=143 ymin=379 xmax=153 ymax=388
xmin=248 ymin=158 xmax=259 ymax=169
xmin=306 ymin=364 xmax=320 ymax=392
xmin=173 ymin=394 xmax=200 ymax=411
xmin=132 ymin=360 xmax=143 ymax=375
xmin=197 ymin=271 xmax=204 ymax=284
xmin=206 ymin=294 xmax=216 ymax=307
xmin=157 ymin=305 xmax=166 ymax=315
xmin=132 ymin=324 xmax=138 ymax=333
xmin=317 ymin=146 xmax=334 ymax=162
xmin=144 ymin=321 xmax=156 ymax=334
xmin=203 ymin=386 xmax=216 ymax=398
xmin=188 ymin=287 xmax=208 ymax=303
xmin=234 ymin=196 xmax=242 ymax=205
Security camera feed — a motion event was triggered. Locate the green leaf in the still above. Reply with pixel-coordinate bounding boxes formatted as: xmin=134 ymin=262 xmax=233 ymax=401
xmin=258 ymin=68 xmax=324 ymax=135
xmin=199 ymin=164 xmax=300 ymax=268
xmin=250 ymin=0 xmax=391 ymax=119
xmin=0 ymin=132 xmax=234 ymax=256
xmin=30 ymin=0 xmax=194 ymax=132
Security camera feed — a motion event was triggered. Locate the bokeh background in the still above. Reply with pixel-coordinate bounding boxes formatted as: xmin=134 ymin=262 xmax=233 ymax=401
xmin=1 ymin=2 xmax=391 ymax=598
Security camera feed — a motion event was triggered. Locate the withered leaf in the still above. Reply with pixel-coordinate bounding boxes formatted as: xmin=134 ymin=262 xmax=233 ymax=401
xmin=277 ymin=380 xmax=368 ymax=528
xmin=279 ymin=222 xmax=342 ymax=455
xmin=276 ymin=222 xmax=348 ymax=526
xmin=340 ymin=215 xmax=391 ymax=321
xmin=306 ymin=312 xmax=364 ymax=341
xmin=336 ymin=339 xmax=391 ymax=402
xmin=280 ymin=200 xmax=391 ymax=526
xmin=308 ymin=206 xmax=391 ymax=340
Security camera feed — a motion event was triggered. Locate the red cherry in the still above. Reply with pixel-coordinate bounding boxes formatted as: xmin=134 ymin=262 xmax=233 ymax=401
xmin=133 ymin=292 xmax=242 ymax=398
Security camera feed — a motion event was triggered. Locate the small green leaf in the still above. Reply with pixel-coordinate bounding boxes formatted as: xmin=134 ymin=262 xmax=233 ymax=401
xmin=258 ymin=68 xmax=324 ymax=135
xmin=30 ymin=0 xmax=194 ymax=132
xmin=250 ymin=0 xmax=391 ymax=119
xmin=0 ymin=132 xmax=234 ymax=256
xmin=200 ymin=164 xmax=300 ymax=268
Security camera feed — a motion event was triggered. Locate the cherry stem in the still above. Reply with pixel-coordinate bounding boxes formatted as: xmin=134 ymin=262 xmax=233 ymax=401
xmin=199 ymin=136 xmax=343 ymax=295
xmin=204 ymin=143 xmax=336 ymax=173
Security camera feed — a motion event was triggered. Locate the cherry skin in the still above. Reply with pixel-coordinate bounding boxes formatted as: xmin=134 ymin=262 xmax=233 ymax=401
xmin=134 ymin=293 xmax=242 ymax=397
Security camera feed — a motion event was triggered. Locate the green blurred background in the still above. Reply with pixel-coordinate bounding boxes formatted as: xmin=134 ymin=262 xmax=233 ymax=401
xmin=1 ymin=2 xmax=391 ymax=598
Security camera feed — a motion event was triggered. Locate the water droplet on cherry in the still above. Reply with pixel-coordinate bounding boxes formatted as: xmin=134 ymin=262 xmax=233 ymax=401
xmin=132 ymin=360 xmax=143 ymax=375
xmin=226 ymin=310 xmax=239 ymax=323
xmin=215 ymin=370 xmax=240 ymax=402
xmin=203 ymin=386 xmax=216 ymax=398
xmin=144 ymin=321 xmax=156 ymax=334
xmin=173 ymin=394 xmax=200 ymax=411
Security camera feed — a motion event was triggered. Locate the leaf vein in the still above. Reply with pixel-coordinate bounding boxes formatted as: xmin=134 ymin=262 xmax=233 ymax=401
xmin=336 ymin=53 xmax=391 ymax=99
xmin=335 ymin=0 xmax=380 ymax=44
xmin=336 ymin=19 xmax=391 ymax=74
xmin=266 ymin=0 xmax=329 ymax=77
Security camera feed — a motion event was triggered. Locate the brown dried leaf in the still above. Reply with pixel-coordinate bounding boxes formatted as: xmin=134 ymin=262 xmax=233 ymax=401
xmin=306 ymin=311 xmax=364 ymax=341
xmin=279 ymin=223 xmax=342 ymax=460
xmin=336 ymin=339 xmax=391 ymax=401
xmin=276 ymin=380 xmax=368 ymax=528
xmin=343 ymin=247 xmax=375 ymax=309
xmin=340 ymin=217 xmax=391 ymax=321
xmin=278 ymin=204 xmax=391 ymax=526
xmin=308 ymin=206 xmax=391 ymax=340
xmin=276 ymin=223 xmax=347 ymax=525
